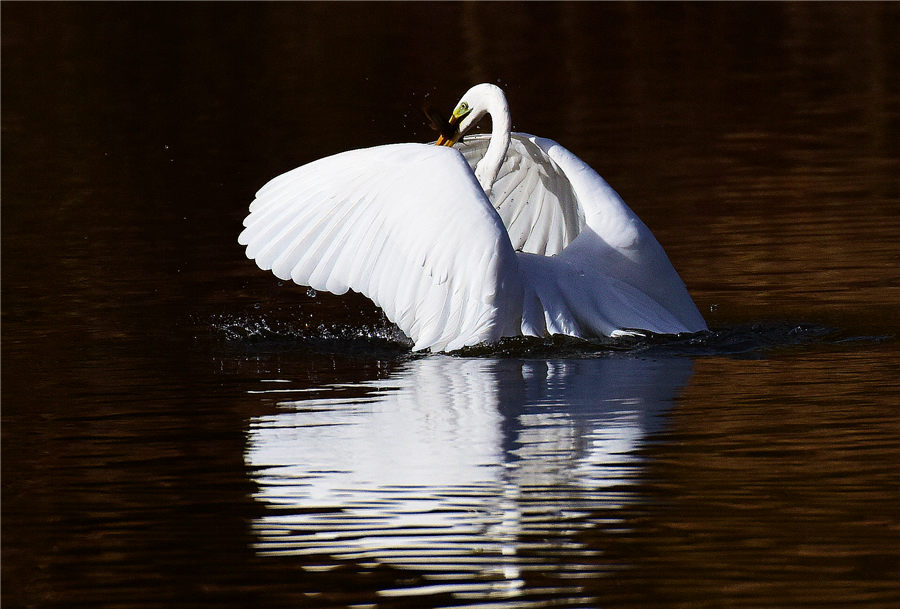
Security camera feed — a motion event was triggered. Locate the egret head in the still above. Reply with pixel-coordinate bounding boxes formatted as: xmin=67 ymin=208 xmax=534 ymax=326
xmin=434 ymin=101 xmax=471 ymax=146
xmin=435 ymin=83 xmax=505 ymax=147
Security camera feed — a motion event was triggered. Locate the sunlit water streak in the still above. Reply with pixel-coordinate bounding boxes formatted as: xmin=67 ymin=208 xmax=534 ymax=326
xmin=244 ymin=355 xmax=693 ymax=604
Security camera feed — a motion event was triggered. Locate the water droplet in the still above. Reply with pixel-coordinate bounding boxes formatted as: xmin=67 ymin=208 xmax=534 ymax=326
xmin=306 ymin=288 xmax=317 ymax=298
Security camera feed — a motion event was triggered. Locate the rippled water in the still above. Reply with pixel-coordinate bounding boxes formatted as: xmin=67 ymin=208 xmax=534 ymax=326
xmin=246 ymin=360 xmax=646 ymax=604
xmin=3 ymin=3 xmax=900 ymax=608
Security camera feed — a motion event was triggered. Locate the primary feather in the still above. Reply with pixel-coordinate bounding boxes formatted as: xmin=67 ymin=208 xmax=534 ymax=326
xmin=239 ymin=144 xmax=524 ymax=352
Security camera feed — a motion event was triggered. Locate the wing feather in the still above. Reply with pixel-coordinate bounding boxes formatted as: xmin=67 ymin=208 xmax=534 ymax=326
xmin=239 ymin=143 xmax=524 ymax=351
xmin=456 ymin=133 xmax=584 ymax=256
xmin=530 ymin=136 xmax=708 ymax=334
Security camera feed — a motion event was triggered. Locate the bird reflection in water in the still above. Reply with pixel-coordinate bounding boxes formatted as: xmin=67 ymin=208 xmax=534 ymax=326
xmin=244 ymin=356 xmax=694 ymax=602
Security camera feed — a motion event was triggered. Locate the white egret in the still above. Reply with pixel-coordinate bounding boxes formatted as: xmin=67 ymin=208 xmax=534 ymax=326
xmin=238 ymin=83 xmax=707 ymax=352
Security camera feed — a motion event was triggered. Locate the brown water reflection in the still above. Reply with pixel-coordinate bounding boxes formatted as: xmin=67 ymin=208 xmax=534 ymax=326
xmin=590 ymin=349 xmax=900 ymax=607
xmin=3 ymin=3 xmax=900 ymax=608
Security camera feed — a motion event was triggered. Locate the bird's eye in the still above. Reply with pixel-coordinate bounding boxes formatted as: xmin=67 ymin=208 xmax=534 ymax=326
xmin=453 ymin=101 xmax=472 ymax=120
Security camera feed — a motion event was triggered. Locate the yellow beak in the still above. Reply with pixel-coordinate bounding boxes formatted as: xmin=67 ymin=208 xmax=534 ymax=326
xmin=435 ymin=113 xmax=462 ymax=147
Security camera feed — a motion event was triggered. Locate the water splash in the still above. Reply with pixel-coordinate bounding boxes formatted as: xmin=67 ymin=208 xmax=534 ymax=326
xmin=205 ymin=311 xmax=414 ymax=354
xmin=454 ymin=323 xmax=886 ymax=358
xmin=205 ymin=313 xmax=890 ymax=359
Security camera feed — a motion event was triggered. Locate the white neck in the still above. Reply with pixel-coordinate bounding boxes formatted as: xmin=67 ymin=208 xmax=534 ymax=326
xmin=458 ymin=84 xmax=511 ymax=195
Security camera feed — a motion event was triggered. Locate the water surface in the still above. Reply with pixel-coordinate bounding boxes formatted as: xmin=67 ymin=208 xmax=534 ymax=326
xmin=3 ymin=3 xmax=899 ymax=608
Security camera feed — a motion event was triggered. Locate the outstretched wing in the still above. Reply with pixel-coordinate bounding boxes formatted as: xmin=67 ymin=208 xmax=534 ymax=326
xmin=238 ymin=143 xmax=523 ymax=352
xmin=533 ymin=136 xmax=708 ymax=334
xmin=455 ymin=133 xmax=584 ymax=257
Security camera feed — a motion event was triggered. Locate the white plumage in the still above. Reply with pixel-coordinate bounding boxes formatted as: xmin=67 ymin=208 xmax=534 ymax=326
xmin=239 ymin=84 xmax=706 ymax=351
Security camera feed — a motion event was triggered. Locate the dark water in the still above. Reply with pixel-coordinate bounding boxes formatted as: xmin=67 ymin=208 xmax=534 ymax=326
xmin=3 ymin=3 xmax=900 ymax=608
